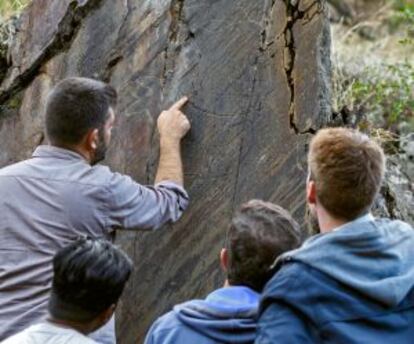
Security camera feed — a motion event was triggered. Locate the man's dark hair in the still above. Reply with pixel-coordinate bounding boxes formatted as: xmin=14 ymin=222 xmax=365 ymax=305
xmin=45 ymin=77 xmax=117 ymax=146
xmin=49 ymin=237 xmax=132 ymax=322
xmin=226 ymin=200 xmax=302 ymax=293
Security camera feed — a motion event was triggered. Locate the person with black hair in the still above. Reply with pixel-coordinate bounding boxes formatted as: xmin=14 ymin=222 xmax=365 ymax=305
xmin=2 ymin=238 xmax=132 ymax=344
xmin=144 ymin=200 xmax=303 ymax=344
xmin=0 ymin=77 xmax=190 ymax=343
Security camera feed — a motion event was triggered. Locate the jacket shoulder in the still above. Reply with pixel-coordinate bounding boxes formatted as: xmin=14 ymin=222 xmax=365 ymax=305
xmin=145 ymin=311 xmax=187 ymax=344
xmin=262 ymin=261 xmax=359 ymax=326
xmin=263 ymin=261 xmax=312 ymax=300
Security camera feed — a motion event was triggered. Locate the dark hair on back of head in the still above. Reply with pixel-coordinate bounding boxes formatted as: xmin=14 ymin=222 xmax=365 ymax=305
xmin=226 ymin=200 xmax=303 ymax=293
xmin=45 ymin=77 xmax=117 ymax=146
xmin=49 ymin=237 xmax=132 ymax=322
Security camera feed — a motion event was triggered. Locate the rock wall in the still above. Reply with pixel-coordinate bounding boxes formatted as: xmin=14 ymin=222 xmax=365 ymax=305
xmin=0 ymin=0 xmax=331 ymax=342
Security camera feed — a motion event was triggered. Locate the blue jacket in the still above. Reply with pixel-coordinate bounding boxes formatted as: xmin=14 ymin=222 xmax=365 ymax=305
xmin=256 ymin=214 xmax=414 ymax=343
xmin=145 ymin=286 xmax=260 ymax=344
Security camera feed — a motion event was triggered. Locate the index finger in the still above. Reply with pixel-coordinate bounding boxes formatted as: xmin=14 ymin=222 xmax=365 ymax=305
xmin=170 ymin=96 xmax=189 ymax=111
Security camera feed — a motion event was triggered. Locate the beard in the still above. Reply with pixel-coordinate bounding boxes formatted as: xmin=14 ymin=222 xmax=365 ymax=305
xmin=91 ymin=132 xmax=108 ymax=165
xmin=306 ymin=204 xmax=320 ymax=235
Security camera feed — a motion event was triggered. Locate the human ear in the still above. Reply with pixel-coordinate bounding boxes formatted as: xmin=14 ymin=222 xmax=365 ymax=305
xmin=86 ymin=129 xmax=99 ymax=150
xmin=307 ymin=180 xmax=317 ymax=205
xmin=220 ymin=248 xmax=228 ymax=273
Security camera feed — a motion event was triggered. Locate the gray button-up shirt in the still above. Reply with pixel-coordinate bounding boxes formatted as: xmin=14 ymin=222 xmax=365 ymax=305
xmin=0 ymin=146 xmax=189 ymax=341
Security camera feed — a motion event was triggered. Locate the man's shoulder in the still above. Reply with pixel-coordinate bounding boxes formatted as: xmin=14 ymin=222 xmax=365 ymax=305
xmin=0 ymin=156 xmax=119 ymax=188
xmin=263 ymin=260 xmax=335 ymax=304
xmin=150 ymin=310 xmax=183 ymax=334
xmin=373 ymin=217 xmax=413 ymax=232
xmin=261 ymin=262 xmax=346 ymax=327
xmin=266 ymin=261 xmax=311 ymax=289
xmin=145 ymin=310 xmax=190 ymax=344
xmin=147 ymin=302 xmax=223 ymax=343
xmin=87 ymin=164 xmax=115 ymax=183
xmin=1 ymin=323 xmax=98 ymax=344
xmin=0 ymin=160 xmax=30 ymax=176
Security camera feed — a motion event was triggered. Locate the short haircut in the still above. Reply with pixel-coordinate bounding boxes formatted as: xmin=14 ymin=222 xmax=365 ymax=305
xmin=45 ymin=77 xmax=117 ymax=145
xmin=226 ymin=200 xmax=302 ymax=292
xmin=49 ymin=237 xmax=132 ymax=322
xmin=308 ymin=128 xmax=385 ymax=220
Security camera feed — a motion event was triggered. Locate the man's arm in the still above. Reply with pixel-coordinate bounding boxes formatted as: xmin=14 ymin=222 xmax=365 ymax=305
xmin=106 ymin=172 xmax=189 ymax=231
xmin=105 ymin=97 xmax=190 ymax=231
xmin=155 ymin=97 xmax=190 ymax=186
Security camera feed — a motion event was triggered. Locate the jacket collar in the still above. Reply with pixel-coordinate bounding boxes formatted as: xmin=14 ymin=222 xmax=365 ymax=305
xmin=332 ymin=213 xmax=374 ymax=232
xmin=205 ymin=286 xmax=260 ymax=307
xmin=270 ymin=213 xmax=375 ymax=271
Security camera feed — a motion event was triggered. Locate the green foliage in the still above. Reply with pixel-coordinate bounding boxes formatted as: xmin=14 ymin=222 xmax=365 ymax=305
xmin=388 ymin=0 xmax=414 ymax=45
xmin=349 ymin=62 xmax=414 ymax=130
xmin=0 ymin=0 xmax=29 ymax=19
xmin=392 ymin=0 xmax=414 ymax=13
xmin=332 ymin=1 xmax=414 ymax=134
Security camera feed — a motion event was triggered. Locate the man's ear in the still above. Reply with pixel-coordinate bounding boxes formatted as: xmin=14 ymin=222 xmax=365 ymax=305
xmin=307 ymin=180 xmax=317 ymax=205
xmin=85 ymin=128 xmax=99 ymax=151
xmin=220 ymin=248 xmax=228 ymax=273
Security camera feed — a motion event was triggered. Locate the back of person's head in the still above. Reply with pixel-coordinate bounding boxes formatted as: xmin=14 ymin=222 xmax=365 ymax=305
xmin=225 ymin=200 xmax=302 ymax=292
xmin=45 ymin=77 xmax=117 ymax=146
xmin=308 ymin=128 xmax=385 ymax=221
xmin=49 ymin=237 xmax=132 ymax=323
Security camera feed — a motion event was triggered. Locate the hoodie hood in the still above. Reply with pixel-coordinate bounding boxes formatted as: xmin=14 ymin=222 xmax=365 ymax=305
xmin=279 ymin=214 xmax=414 ymax=307
xmin=174 ymin=286 xmax=259 ymax=343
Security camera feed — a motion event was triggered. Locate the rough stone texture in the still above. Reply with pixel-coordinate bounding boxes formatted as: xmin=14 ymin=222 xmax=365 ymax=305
xmin=373 ymin=156 xmax=414 ymax=227
xmin=0 ymin=0 xmax=332 ymax=342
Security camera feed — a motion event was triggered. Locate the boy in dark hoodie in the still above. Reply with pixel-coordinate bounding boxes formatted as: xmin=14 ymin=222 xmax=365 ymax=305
xmin=144 ymin=200 xmax=303 ymax=344
xmin=256 ymin=128 xmax=414 ymax=343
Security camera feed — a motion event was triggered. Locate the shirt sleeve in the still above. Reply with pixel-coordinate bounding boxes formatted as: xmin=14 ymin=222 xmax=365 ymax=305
xmin=106 ymin=172 xmax=189 ymax=230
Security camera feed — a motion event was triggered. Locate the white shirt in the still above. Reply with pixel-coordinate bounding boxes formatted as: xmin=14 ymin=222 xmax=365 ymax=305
xmin=1 ymin=322 xmax=97 ymax=344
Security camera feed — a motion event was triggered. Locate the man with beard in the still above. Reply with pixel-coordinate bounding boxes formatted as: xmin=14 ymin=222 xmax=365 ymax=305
xmin=256 ymin=128 xmax=414 ymax=343
xmin=0 ymin=77 xmax=190 ymax=343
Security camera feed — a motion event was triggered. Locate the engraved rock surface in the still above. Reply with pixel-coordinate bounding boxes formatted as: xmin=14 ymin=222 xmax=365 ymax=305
xmin=0 ymin=1 xmax=332 ymax=342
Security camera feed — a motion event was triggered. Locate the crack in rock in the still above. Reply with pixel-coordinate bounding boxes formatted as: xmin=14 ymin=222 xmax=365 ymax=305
xmin=283 ymin=0 xmax=324 ymax=134
xmin=284 ymin=0 xmax=299 ymax=134
xmin=161 ymin=0 xmax=188 ymax=89
xmin=101 ymin=0 xmax=133 ymax=82
xmin=260 ymin=0 xmax=277 ymax=52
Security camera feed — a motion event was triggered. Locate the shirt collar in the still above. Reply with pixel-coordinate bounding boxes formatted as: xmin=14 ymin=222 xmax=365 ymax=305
xmin=32 ymin=145 xmax=87 ymax=162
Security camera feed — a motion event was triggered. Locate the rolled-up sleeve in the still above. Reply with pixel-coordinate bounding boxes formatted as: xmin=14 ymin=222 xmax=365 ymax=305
xmin=106 ymin=172 xmax=189 ymax=230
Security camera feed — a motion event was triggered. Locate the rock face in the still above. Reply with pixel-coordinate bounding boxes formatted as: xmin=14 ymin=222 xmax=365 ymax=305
xmin=0 ymin=0 xmax=331 ymax=342
xmin=373 ymin=155 xmax=414 ymax=227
